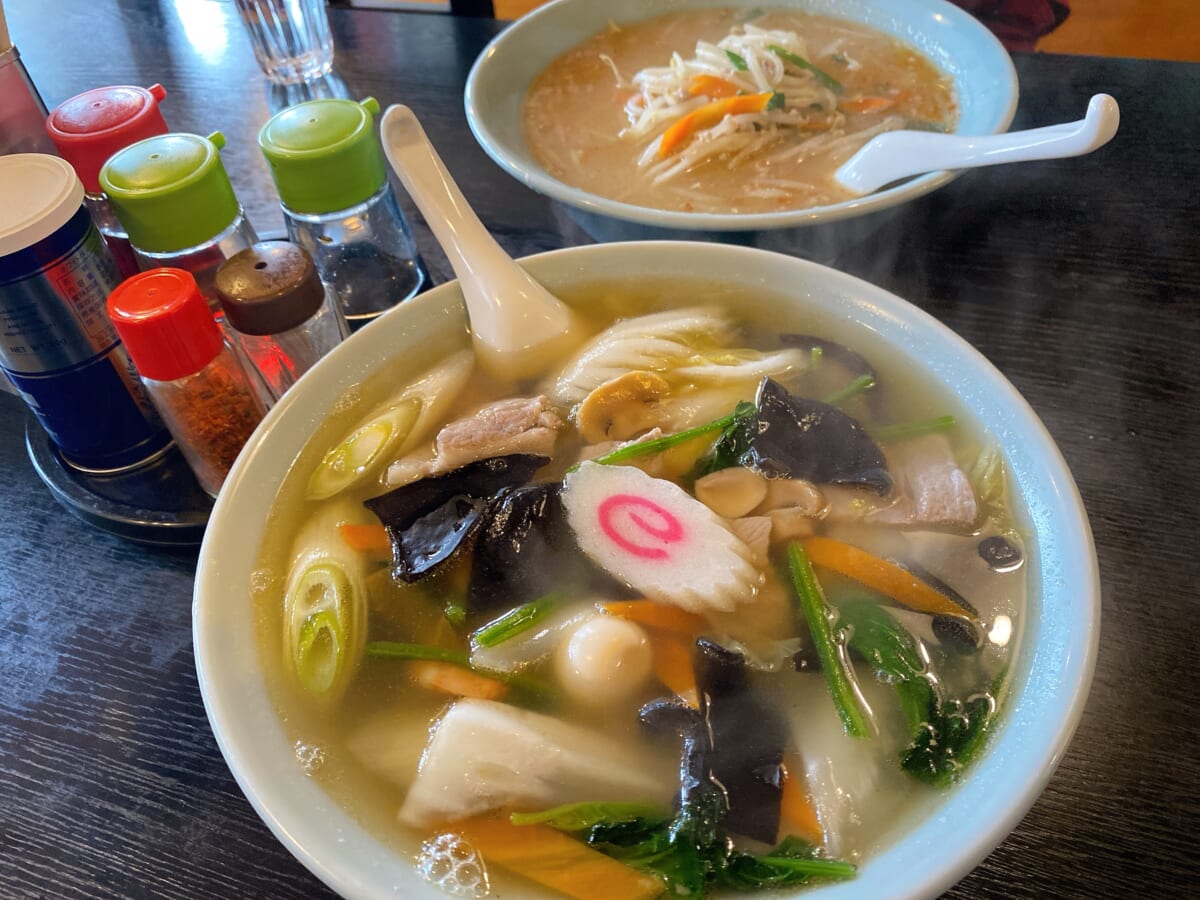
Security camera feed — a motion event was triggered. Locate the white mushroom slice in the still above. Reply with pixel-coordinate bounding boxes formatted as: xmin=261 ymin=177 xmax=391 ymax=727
xmin=562 ymin=462 xmax=761 ymax=614
xmin=756 ymin=478 xmax=826 ymax=516
xmin=768 ymin=506 xmax=819 ymax=543
xmin=576 ymin=371 xmax=671 ymax=443
xmin=695 ymin=467 xmax=769 ymax=519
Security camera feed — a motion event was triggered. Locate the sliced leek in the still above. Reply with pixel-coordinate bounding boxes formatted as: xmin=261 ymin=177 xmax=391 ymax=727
xmin=306 ymin=350 xmax=474 ymax=500
xmin=283 ymin=498 xmax=370 ymax=699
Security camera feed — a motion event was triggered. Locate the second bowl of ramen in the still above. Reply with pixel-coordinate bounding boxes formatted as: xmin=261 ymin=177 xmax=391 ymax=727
xmin=465 ymin=0 xmax=1018 ymax=232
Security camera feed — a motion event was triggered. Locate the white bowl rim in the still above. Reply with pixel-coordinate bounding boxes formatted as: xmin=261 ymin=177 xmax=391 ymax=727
xmin=194 ymin=241 xmax=1099 ymax=900
xmin=463 ymin=0 xmax=1019 ymax=232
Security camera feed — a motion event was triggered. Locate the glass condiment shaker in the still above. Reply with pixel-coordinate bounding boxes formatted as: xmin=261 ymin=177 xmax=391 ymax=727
xmin=99 ymin=132 xmax=259 ymax=306
xmin=45 ymin=84 xmax=170 ymax=280
xmin=0 ymin=41 xmax=56 ymax=155
xmin=215 ymin=240 xmax=348 ymax=400
xmin=258 ymin=97 xmax=427 ymax=328
xmin=107 ymin=268 xmax=267 ymax=498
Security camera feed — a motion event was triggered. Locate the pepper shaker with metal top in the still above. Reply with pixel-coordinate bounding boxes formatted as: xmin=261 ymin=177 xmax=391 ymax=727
xmin=99 ymin=132 xmax=258 ymax=305
xmin=107 ymin=268 xmax=266 ymax=498
xmin=45 ymin=84 xmax=170 ymax=280
xmin=258 ymin=97 xmax=427 ymax=327
xmin=215 ymin=240 xmax=349 ymax=401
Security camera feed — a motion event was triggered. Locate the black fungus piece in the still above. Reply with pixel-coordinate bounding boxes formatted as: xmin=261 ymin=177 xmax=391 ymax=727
xmin=978 ymin=535 xmax=1023 ymax=572
xmin=639 ymin=697 xmax=714 ymax=813
xmin=780 ymin=334 xmax=877 ymax=382
xmin=901 ymin=559 xmax=982 ymax=653
xmin=694 ymin=638 xmax=788 ymax=844
xmin=467 ymin=482 xmax=629 ymax=615
xmin=742 ymin=378 xmax=891 ymax=495
xmin=364 ymin=454 xmax=549 ymax=582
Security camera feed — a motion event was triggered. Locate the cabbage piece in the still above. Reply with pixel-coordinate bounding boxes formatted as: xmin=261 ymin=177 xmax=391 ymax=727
xmin=547 ymin=306 xmax=736 ymax=407
xmin=307 ymin=350 xmax=474 ymax=500
xmin=281 ymin=497 xmax=370 ymax=700
xmin=399 ymin=699 xmax=675 ymax=827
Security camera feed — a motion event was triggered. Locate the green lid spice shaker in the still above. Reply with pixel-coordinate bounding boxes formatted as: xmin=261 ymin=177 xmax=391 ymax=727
xmin=259 ymin=97 xmax=427 ymax=327
xmin=99 ymin=132 xmax=259 ymax=306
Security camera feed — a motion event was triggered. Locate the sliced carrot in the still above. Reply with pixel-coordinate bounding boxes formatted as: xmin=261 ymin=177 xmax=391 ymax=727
xmin=802 ymin=536 xmax=972 ymax=619
xmin=453 ymin=815 xmax=664 ymax=900
xmin=338 ymin=522 xmax=391 ymax=554
xmin=687 ymin=73 xmax=741 ymax=99
xmin=778 ymin=757 xmax=824 ymax=846
xmin=650 ymin=632 xmax=699 ymax=709
xmin=602 ymin=600 xmax=706 ymax=636
xmin=839 ymin=95 xmax=897 ymax=114
xmin=411 ymin=661 xmax=508 ymax=701
xmin=658 ymin=91 xmax=775 ymax=157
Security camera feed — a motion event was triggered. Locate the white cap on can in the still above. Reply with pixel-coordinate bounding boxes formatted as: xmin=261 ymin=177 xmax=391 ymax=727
xmin=0 ymin=154 xmax=85 ymax=258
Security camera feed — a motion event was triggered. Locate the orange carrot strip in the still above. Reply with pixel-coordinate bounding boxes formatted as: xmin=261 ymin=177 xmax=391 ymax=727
xmin=411 ymin=661 xmax=508 ymax=701
xmin=453 ymin=816 xmax=664 ymax=900
xmin=651 ymin=632 xmax=699 ymax=709
xmin=602 ymin=600 xmax=706 ymax=635
xmin=658 ymin=92 xmax=774 ymax=158
xmin=802 ymin=536 xmax=972 ymax=619
xmin=687 ymin=73 xmax=741 ymax=99
xmin=839 ymin=95 xmax=897 ymax=114
xmin=338 ymin=522 xmax=391 ymax=553
xmin=779 ymin=758 xmax=824 ymax=846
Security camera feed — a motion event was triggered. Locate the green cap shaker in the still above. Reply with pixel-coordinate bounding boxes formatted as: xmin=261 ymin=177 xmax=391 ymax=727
xmin=258 ymin=97 xmax=426 ymax=326
xmin=100 ymin=132 xmax=259 ymax=305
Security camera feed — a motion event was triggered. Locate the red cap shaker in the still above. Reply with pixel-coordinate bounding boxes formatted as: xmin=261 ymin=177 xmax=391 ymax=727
xmin=46 ymin=84 xmax=169 ymax=194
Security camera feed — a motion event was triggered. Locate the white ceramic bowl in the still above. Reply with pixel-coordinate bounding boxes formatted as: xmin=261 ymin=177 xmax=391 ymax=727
xmin=464 ymin=0 xmax=1019 ymax=232
xmin=195 ymin=242 xmax=1098 ymax=899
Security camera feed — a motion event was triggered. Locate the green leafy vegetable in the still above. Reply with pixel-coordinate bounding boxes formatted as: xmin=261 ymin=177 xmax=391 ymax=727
xmin=443 ymin=599 xmax=467 ymax=627
xmin=511 ymin=802 xmax=668 ymax=831
xmin=870 ymin=415 xmax=956 ymax=442
xmin=768 ymin=45 xmax=844 ymax=94
xmin=838 ymin=599 xmax=997 ymax=786
xmin=470 ymin=593 xmax=560 ymax=649
xmin=765 ymin=91 xmax=786 ymax=112
xmin=690 ymin=400 xmax=758 ymax=480
xmin=787 ymin=543 xmax=872 ymax=738
xmin=724 ymin=49 xmax=749 ymax=71
xmin=365 ymin=641 xmax=556 ymax=704
xmin=908 ymin=118 xmax=950 ymax=133
xmin=587 ymin=406 xmax=751 ymax=468
xmin=823 ymin=374 xmax=876 ymax=407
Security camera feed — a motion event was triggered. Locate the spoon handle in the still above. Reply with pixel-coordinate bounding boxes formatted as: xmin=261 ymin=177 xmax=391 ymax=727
xmin=380 ymin=105 xmax=577 ymax=377
xmin=835 ymin=94 xmax=1120 ymax=195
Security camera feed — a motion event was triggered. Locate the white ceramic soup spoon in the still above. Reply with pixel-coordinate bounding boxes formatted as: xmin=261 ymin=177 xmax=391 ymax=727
xmin=835 ymin=93 xmax=1120 ymax=195
xmin=380 ymin=104 xmax=581 ymax=379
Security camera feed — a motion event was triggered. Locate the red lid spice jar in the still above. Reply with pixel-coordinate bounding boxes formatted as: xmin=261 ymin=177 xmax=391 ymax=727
xmin=107 ymin=268 xmax=266 ymax=497
xmin=45 ymin=84 xmax=170 ymax=278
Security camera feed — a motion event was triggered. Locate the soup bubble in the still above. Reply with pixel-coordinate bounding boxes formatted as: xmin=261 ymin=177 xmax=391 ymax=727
xmin=331 ymin=385 xmax=363 ymax=415
xmin=249 ymin=568 xmax=280 ymax=597
xmin=293 ymin=740 xmax=326 ymax=775
xmin=417 ymin=833 xmax=489 ymax=898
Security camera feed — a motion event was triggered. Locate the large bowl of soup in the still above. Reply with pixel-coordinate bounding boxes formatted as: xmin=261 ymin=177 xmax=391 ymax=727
xmin=465 ymin=0 xmax=1018 ymax=233
xmin=195 ymin=241 xmax=1097 ymax=900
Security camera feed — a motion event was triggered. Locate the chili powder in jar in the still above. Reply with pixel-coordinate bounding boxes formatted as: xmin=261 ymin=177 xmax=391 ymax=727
xmin=107 ymin=268 xmax=266 ymax=497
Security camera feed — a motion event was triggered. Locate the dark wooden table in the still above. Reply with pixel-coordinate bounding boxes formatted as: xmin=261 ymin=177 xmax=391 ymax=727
xmin=2 ymin=1 xmax=1197 ymax=896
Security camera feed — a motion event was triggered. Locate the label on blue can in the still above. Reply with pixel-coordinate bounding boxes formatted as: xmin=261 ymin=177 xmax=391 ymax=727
xmin=0 ymin=206 xmax=170 ymax=471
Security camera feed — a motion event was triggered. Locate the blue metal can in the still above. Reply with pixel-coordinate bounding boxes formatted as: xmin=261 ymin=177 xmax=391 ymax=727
xmin=0 ymin=154 xmax=170 ymax=472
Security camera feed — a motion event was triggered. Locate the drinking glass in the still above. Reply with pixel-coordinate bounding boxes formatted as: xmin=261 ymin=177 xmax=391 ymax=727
xmin=234 ymin=0 xmax=334 ymax=85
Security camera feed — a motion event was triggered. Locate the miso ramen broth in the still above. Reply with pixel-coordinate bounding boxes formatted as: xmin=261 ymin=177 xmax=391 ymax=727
xmin=522 ymin=8 xmax=958 ymax=215
xmin=255 ymin=279 xmax=1025 ymax=899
